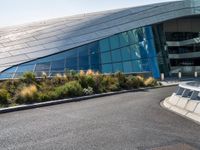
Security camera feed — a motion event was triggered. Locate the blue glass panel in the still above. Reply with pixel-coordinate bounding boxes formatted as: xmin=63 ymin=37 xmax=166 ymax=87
xmin=79 ymin=56 xmax=89 ymax=66
xmin=88 ymin=42 xmax=99 ymax=54
xmin=130 ymin=45 xmax=141 ymax=60
xmin=101 ymin=52 xmax=112 ymax=63
xmin=0 ymin=67 xmax=17 ymax=79
xmin=78 ymin=45 xmax=88 ymax=56
xmin=110 ymin=34 xmax=120 ymax=50
xmin=136 ymin=28 xmax=144 ymax=42
xmin=121 ymin=47 xmax=131 ymax=61
xmin=102 ymin=64 xmax=113 ymax=73
xmin=144 ymin=26 xmax=153 ymax=39
xmin=90 ymin=53 xmax=100 ymax=65
xmin=113 ymin=63 xmax=123 ymax=72
xmin=111 ymin=49 xmax=122 ymax=62
xmin=66 ymin=58 xmax=77 ymax=70
xmin=15 ymin=64 xmax=35 ymax=78
xmin=99 ymin=38 xmax=110 ymax=52
xmin=51 ymin=59 xmax=65 ymax=72
xmin=147 ymin=39 xmax=156 ymax=57
xmin=17 ymin=64 xmax=34 ymax=73
xmin=51 ymin=52 xmax=66 ymax=61
xmin=123 ymin=61 xmax=132 ymax=73
xmin=35 ymin=62 xmax=50 ymax=76
xmin=128 ymin=29 xmax=139 ymax=44
xmin=149 ymin=57 xmax=160 ymax=78
xmin=119 ymin=32 xmax=129 ymax=47
xmin=36 ymin=56 xmax=52 ymax=63
xmin=139 ymin=41 xmax=149 ymax=58
xmin=132 ymin=60 xmax=142 ymax=72
xmin=79 ymin=65 xmax=89 ymax=71
xmin=91 ymin=65 xmax=100 ymax=71
xmin=66 ymin=48 xmax=78 ymax=58
xmin=141 ymin=59 xmax=151 ymax=72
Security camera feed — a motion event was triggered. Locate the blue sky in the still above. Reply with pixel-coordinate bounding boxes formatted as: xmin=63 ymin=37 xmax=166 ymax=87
xmin=0 ymin=0 xmax=176 ymax=27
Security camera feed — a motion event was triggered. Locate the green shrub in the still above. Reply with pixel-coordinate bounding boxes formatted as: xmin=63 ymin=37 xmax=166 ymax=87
xmin=0 ymin=79 xmax=20 ymax=96
xmin=21 ymin=72 xmax=36 ymax=84
xmin=93 ymin=74 xmax=104 ymax=93
xmin=51 ymin=74 xmax=68 ymax=86
xmin=78 ymin=75 xmax=95 ymax=89
xmin=102 ymin=76 xmax=120 ymax=92
xmin=0 ymin=89 xmax=10 ymax=105
xmin=114 ymin=72 xmax=127 ymax=89
xmin=16 ymin=84 xmax=38 ymax=104
xmin=125 ymin=76 xmax=144 ymax=88
xmin=37 ymin=91 xmax=59 ymax=102
xmin=83 ymin=87 xmax=94 ymax=95
xmin=55 ymin=81 xmax=83 ymax=98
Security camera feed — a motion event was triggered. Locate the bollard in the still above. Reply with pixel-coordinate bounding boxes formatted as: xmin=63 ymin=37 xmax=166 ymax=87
xmin=161 ymin=73 xmax=164 ymax=81
xmin=178 ymin=72 xmax=182 ymax=79
xmin=194 ymin=72 xmax=198 ymax=78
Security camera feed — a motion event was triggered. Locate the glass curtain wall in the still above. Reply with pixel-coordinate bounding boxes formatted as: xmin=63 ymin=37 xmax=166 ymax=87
xmin=0 ymin=26 xmax=160 ymax=79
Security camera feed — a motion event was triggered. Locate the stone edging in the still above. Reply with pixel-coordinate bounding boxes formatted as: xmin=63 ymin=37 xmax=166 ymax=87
xmin=161 ymin=96 xmax=200 ymax=125
xmin=0 ymin=84 xmax=177 ymax=114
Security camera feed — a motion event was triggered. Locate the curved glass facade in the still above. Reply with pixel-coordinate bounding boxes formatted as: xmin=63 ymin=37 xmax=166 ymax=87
xmin=0 ymin=26 xmax=160 ymax=79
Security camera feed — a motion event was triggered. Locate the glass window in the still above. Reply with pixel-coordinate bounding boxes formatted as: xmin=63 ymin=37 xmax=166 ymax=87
xmin=66 ymin=49 xmax=78 ymax=58
xmin=0 ymin=67 xmax=17 ymax=79
xmin=79 ymin=56 xmax=89 ymax=66
xmin=51 ymin=59 xmax=65 ymax=73
xmin=17 ymin=64 xmax=34 ymax=73
xmin=176 ymin=87 xmax=185 ymax=95
xmin=91 ymin=65 xmax=100 ymax=71
xmin=78 ymin=45 xmax=88 ymax=56
xmin=147 ymin=39 xmax=156 ymax=57
xmin=88 ymin=42 xmax=99 ymax=54
xmin=130 ymin=45 xmax=141 ymax=60
xmin=110 ymin=34 xmax=120 ymax=50
xmin=119 ymin=32 xmax=129 ymax=47
xmin=123 ymin=61 xmax=132 ymax=73
xmin=182 ymin=89 xmax=193 ymax=98
xmin=102 ymin=64 xmax=113 ymax=73
xmin=79 ymin=65 xmax=89 ymax=71
xmin=113 ymin=63 xmax=123 ymax=72
xmin=145 ymin=26 xmax=153 ymax=39
xmin=128 ymin=29 xmax=139 ymax=44
xmin=111 ymin=49 xmax=122 ymax=62
xmin=137 ymin=28 xmax=145 ymax=42
xmin=36 ymin=56 xmax=52 ymax=63
xmin=15 ymin=64 xmax=35 ymax=78
xmin=139 ymin=41 xmax=149 ymax=58
xmin=52 ymin=52 xmax=66 ymax=61
xmin=121 ymin=47 xmax=131 ymax=61
xmin=101 ymin=52 xmax=112 ymax=63
xmin=66 ymin=58 xmax=78 ymax=70
xmin=90 ymin=53 xmax=100 ymax=65
xmin=132 ymin=60 xmax=142 ymax=72
xmin=99 ymin=38 xmax=110 ymax=52
xmin=35 ymin=62 xmax=50 ymax=77
xmin=141 ymin=59 xmax=151 ymax=71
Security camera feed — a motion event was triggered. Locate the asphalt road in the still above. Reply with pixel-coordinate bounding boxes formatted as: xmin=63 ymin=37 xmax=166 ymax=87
xmin=1 ymin=86 xmax=200 ymax=150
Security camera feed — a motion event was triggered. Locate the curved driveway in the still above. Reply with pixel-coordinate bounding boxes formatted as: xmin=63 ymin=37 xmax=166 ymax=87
xmin=0 ymin=86 xmax=200 ymax=150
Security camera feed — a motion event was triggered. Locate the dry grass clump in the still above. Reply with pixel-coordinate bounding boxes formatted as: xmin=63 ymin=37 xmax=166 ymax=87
xmin=17 ymin=85 xmax=38 ymax=104
xmin=144 ymin=77 xmax=157 ymax=86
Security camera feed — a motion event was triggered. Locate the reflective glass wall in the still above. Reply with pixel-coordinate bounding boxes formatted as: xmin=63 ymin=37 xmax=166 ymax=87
xmin=0 ymin=26 xmax=160 ymax=79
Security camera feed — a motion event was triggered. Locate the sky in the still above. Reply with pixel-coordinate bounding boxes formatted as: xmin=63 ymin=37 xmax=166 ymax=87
xmin=0 ymin=0 xmax=177 ymax=27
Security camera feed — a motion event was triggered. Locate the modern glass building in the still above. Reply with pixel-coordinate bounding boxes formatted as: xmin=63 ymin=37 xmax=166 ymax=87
xmin=0 ymin=0 xmax=200 ymax=79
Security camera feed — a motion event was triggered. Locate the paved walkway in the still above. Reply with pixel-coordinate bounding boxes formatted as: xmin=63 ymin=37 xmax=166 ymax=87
xmin=0 ymin=87 xmax=200 ymax=150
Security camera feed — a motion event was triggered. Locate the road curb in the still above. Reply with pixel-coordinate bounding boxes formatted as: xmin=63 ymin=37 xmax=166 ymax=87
xmin=0 ymin=84 xmax=177 ymax=114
